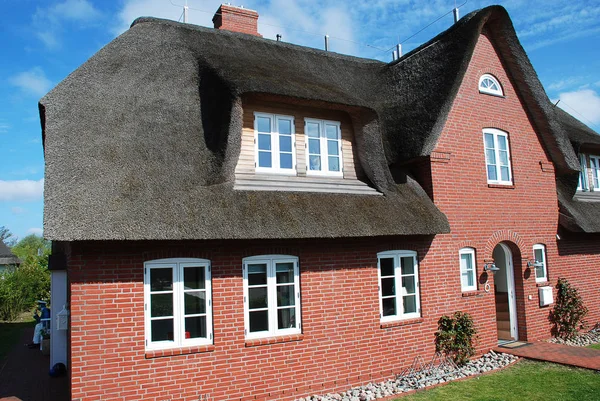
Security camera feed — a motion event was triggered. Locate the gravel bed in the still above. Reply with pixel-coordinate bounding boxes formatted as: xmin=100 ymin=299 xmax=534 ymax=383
xmin=297 ymin=351 xmax=518 ymax=401
xmin=548 ymin=324 xmax=600 ymax=347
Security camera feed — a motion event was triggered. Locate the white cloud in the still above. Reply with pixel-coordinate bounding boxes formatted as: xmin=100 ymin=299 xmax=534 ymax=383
xmin=32 ymin=0 xmax=102 ymax=49
xmin=27 ymin=227 xmax=44 ymax=236
xmin=9 ymin=67 xmax=53 ymax=97
xmin=0 ymin=179 xmax=44 ymax=202
xmin=11 ymin=207 xmax=26 ymax=215
xmin=0 ymin=120 xmax=9 ymax=134
xmin=557 ymin=89 xmax=600 ymax=127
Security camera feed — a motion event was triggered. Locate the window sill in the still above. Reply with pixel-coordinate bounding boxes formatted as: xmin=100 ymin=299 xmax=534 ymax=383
xmin=487 ymin=183 xmax=514 ymax=189
xmin=380 ymin=317 xmax=424 ymax=329
xmin=461 ymin=290 xmax=481 ymax=297
xmin=245 ymin=334 xmax=304 ymax=347
xmin=479 ymin=90 xmax=505 ymax=98
xmin=536 ymin=281 xmax=551 ymax=287
xmin=145 ymin=344 xmax=215 ymax=359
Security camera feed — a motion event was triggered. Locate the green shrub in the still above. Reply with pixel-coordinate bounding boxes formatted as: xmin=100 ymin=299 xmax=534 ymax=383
xmin=0 ymin=263 xmax=50 ymax=321
xmin=435 ymin=311 xmax=477 ymax=365
xmin=549 ymin=277 xmax=588 ymax=340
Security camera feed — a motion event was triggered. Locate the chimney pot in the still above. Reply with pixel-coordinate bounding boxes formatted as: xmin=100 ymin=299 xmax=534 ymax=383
xmin=212 ymin=4 xmax=262 ymax=37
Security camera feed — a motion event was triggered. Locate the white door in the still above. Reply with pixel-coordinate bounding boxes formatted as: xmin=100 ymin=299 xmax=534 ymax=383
xmin=500 ymin=244 xmax=518 ymax=341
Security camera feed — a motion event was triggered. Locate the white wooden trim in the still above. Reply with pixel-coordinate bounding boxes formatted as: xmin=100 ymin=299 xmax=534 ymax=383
xmin=577 ymin=153 xmax=589 ymax=191
xmin=590 ymin=155 xmax=600 ymax=191
xmin=459 ymin=247 xmax=477 ymax=292
xmin=144 ymin=258 xmax=213 ymax=351
xmin=377 ymin=250 xmax=420 ymax=322
xmin=304 ymin=118 xmax=344 ymax=177
xmin=498 ymin=243 xmax=518 ymax=341
xmin=243 ymin=255 xmax=301 ymax=340
xmin=254 ymin=112 xmax=297 ymax=175
xmin=533 ymin=244 xmax=548 ymax=283
xmin=483 ymin=128 xmax=512 ymax=185
xmin=479 ymin=74 xmax=503 ymax=96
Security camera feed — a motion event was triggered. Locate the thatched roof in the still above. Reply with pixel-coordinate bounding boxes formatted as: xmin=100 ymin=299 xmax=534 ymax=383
xmin=0 ymin=241 xmax=20 ymax=266
xmin=39 ymin=5 xmax=590 ymax=240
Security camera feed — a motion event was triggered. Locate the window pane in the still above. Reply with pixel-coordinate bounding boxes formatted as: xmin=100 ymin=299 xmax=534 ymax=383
xmin=461 ymin=272 xmax=470 ymax=288
xmin=382 ymin=298 xmax=396 ymax=316
xmin=277 ymin=285 xmax=295 ymax=307
xmin=257 ymin=116 xmax=271 ymax=133
xmin=306 ymin=122 xmax=320 ymax=138
xmin=185 ymin=316 xmax=206 ymax=339
xmin=151 ymin=294 xmax=173 ymax=317
xmin=309 ymin=155 xmax=321 ymax=171
xmin=499 ymin=150 xmax=509 ymax=166
xmin=325 ymin=125 xmax=338 ymax=139
xmin=500 ymin=167 xmax=510 ymax=182
xmin=184 ymin=291 xmax=206 ymax=315
xmin=184 ymin=266 xmax=205 ymax=290
xmin=278 ymin=308 xmax=296 ymax=329
xmin=484 ymin=133 xmax=494 ymax=149
xmin=380 ymin=257 xmax=394 ymax=277
xmin=536 ymin=266 xmax=545 ymax=279
xmin=151 ymin=319 xmax=173 ymax=342
xmin=308 ymin=138 xmax=320 ymax=154
xmin=327 ymin=140 xmax=339 ymax=156
xmin=467 ymin=271 xmax=474 ymax=287
xmin=403 ymin=295 xmax=417 ymax=314
xmin=248 ymin=263 xmax=267 ymax=285
xmin=280 ymin=153 xmax=293 ymax=169
xmin=401 ymin=256 xmax=415 ymax=275
xmin=150 ymin=268 xmax=172 ymax=291
xmin=402 ymin=276 xmax=415 ymax=295
xmin=497 ymin=135 xmax=507 ymax=151
xmin=328 ymin=156 xmax=340 ymax=172
xmin=381 ymin=277 xmax=395 ymax=296
xmin=258 ymin=133 xmax=271 ymax=150
xmin=279 ymin=135 xmax=292 ymax=152
xmin=276 ymin=263 xmax=294 ymax=283
xmin=248 ymin=287 xmax=268 ymax=309
xmin=249 ymin=310 xmax=269 ymax=332
xmin=258 ymin=151 xmax=272 ymax=168
xmin=278 ymin=119 xmax=292 ymax=135
xmin=486 ymin=149 xmax=496 ymax=164
xmin=487 ymin=165 xmax=497 ymax=181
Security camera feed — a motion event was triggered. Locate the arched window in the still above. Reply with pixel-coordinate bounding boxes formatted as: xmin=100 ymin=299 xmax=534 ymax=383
xmin=479 ymin=74 xmax=503 ymax=96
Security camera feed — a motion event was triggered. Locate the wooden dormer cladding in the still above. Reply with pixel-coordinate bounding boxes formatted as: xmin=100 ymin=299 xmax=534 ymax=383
xmin=234 ymin=95 xmax=379 ymax=195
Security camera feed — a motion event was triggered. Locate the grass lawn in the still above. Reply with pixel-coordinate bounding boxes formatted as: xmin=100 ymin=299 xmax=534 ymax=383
xmin=0 ymin=311 xmax=35 ymax=361
xmin=399 ymin=360 xmax=600 ymax=401
xmin=587 ymin=343 xmax=600 ymax=350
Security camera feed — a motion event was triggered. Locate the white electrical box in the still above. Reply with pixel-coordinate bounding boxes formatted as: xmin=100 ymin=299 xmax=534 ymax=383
xmin=539 ymin=286 xmax=554 ymax=307
xmin=56 ymin=305 xmax=70 ymax=331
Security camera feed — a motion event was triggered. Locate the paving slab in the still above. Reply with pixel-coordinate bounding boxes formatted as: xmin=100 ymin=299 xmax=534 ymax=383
xmin=0 ymin=326 xmax=69 ymax=401
xmin=494 ymin=341 xmax=600 ymax=370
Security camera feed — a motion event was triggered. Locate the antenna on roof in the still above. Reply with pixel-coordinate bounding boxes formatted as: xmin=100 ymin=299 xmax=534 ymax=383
xmin=183 ymin=0 xmax=189 ymax=23
xmin=276 ymin=34 xmax=282 ymax=42
xmin=324 ymin=34 xmax=329 ymax=51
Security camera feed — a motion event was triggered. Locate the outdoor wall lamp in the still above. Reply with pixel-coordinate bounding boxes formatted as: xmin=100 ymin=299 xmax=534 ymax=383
xmin=527 ymin=260 xmax=544 ymax=269
xmin=484 ymin=263 xmax=500 ymax=274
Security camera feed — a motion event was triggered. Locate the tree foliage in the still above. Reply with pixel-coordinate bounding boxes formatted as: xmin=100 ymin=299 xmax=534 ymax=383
xmin=435 ymin=311 xmax=478 ymax=365
xmin=549 ymin=278 xmax=588 ymax=340
xmin=0 ymin=234 xmax=51 ymax=321
xmin=0 ymin=226 xmax=16 ymax=247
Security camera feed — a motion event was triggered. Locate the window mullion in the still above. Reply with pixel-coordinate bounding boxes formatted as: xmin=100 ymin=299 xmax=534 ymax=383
xmin=268 ymin=261 xmax=277 ymax=336
xmin=273 ymin=116 xmax=279 ymax=171
xmin=395 ymin=255 xmax=403 ymax=317
xmin=173 ymin=264 xmax=181 ymax=346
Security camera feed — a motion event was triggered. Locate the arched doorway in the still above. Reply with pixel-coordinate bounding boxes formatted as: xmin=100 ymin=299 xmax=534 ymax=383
xmin=493 ymin=243 xmax=518 ymax=342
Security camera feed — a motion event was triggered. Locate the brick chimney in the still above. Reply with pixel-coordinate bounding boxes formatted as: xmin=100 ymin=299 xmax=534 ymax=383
xmin=212 ymin=4 xmax=262 ymax=37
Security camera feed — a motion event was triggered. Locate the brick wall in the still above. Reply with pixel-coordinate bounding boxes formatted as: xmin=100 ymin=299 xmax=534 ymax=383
xmin=424 ymin=30 xmax=600 ymax=348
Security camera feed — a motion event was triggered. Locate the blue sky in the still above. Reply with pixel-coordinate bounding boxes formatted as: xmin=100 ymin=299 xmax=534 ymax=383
xmin=1 ymin=0 xmax=599 ymax=241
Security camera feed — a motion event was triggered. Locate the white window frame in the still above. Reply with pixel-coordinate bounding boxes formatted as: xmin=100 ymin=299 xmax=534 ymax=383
xmin=590 ymin=155 xmax=600 ymax=191
xmin=144 ymin=258 xmax=212 ymax=350
xmin=377 ymin=250 xmax=421 ymax=322
xmin=243 ymin=255 xmax=301 ymax=340
xmin=533 ymin=244 xmax=548 ymax=283
xmin=459 ymin=248 xmax=477 ymax=292
xmin=304 ymin=118 xmax=344 ymax=177
xmin=254 ymin=112 xmax=296 ymax=175
xmin=478 ymin=74 xmax=503 ymax=96
xmin=577 ymin=154 xmax=589 ymax=191
xmin=483 ymin=128 xmax=513 ymax=185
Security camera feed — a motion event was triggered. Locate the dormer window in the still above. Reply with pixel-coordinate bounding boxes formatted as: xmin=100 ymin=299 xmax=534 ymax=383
xmin=479 ymin=74 xmax=503 ymax=96
xmin=254 ymin=112 xmax=296 ymax=175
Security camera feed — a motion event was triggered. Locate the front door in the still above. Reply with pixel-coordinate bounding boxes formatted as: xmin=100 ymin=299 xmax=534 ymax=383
xmin=493 ymin=243 xmax=518 ymax=341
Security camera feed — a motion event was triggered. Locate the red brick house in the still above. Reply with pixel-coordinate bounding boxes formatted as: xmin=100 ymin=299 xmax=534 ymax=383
xmin=40 ymin=4 xmax=600 ymax=401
